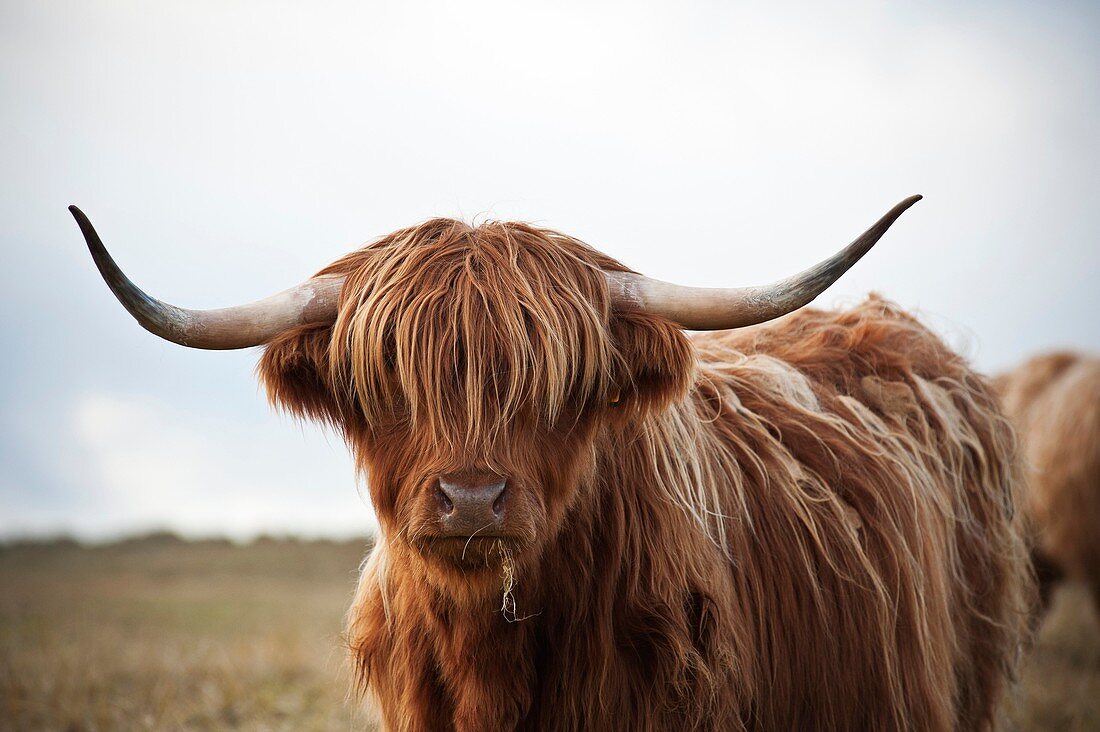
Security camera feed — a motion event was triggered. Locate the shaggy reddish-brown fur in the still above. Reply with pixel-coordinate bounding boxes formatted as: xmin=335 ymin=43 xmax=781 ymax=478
xmin=996 ymin=352 xmax=1100 ymax=615
xmin=258 ymin=218 xmax=1032 ymax=731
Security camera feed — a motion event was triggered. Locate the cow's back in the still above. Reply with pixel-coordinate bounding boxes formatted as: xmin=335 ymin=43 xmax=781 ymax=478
xmin=685 ymin=296 xmax=1031 ymax=730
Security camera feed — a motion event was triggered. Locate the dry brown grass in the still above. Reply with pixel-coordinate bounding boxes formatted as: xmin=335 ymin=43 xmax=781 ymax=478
xmin=1 ymin=535 xmax=1097 ymax=730
xmin=0 ymin=534 xmax=375 ymax=731
xmin=1005 ymin=585 xmax=1100 ymax=731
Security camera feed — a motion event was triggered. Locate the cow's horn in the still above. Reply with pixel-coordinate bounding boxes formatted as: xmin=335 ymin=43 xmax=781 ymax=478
xmin=71 ymin=205 xmax=344 ymax=349
xmin=604 ymin=195 xmax=922 ymax=330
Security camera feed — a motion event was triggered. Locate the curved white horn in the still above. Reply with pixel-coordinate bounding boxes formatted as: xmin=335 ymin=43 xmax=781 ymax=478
xmin=605 ymin=195 xmax=921 ymax=330
xmin=71 ymin=206 xmax=344 ymax=349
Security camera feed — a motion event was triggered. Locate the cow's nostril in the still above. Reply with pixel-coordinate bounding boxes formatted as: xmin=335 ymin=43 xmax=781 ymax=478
xmin=436 ymin=484 xmax=454 ymax=514
xmin=492 ymin=492 xmax=505 ymax=517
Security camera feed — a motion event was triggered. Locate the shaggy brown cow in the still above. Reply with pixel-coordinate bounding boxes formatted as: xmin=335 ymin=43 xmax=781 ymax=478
xmin=73 ymin=197 xmax=1032 ymax=731
xmin=996 ymin=352 xmax=1100 ymax=615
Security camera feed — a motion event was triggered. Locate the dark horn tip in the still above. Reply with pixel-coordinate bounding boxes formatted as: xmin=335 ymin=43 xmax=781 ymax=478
xmin=883 ymin=195 xmax=922 ymax=221
xmin=68 ymin=205 xmax=104 ymax=256
xmin=68 ymin=205 xmax=92 ymax=232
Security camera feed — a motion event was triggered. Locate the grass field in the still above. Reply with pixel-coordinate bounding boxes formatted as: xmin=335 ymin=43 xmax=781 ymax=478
xmin=1 ymin=536 xmax=1097 ymax=731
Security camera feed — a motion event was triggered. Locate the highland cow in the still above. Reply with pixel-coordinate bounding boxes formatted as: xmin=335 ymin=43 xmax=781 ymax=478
xmin=996 ymin=352 xmax=1100 ymax=616
xmin=73 ymin=196 xmax=1032 ymax=731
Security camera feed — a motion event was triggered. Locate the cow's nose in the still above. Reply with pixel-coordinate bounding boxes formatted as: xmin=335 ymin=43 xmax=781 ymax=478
xmin=436 ymin=477 xmax=507 ymax=536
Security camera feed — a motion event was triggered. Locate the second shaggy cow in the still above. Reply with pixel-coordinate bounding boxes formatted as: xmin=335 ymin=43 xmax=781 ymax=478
xmin=997 ymin=352 xmax=1100 ymax=615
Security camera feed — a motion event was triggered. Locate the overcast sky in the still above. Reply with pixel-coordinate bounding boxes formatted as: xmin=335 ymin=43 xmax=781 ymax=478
xmin=2 ymin=0 xmax=1097 ymax=541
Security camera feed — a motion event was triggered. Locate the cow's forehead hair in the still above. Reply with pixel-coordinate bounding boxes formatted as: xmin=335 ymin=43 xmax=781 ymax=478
xmin=319 ymin=218 xmax=631 ymax=447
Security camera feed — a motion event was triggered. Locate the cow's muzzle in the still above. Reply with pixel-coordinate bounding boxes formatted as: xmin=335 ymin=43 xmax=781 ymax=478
xmin=435 ymin=475 xmax=507 ymax=537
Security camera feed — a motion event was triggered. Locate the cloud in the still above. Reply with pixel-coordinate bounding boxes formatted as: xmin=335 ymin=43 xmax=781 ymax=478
xmin=14 ymin=392 xmax=375 ymax=541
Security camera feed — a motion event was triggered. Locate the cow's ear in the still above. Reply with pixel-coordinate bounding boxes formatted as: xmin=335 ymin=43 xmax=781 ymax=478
xmin=609 ymin=310 xmax=694 ymax=417
xmin=258 ymin=324 xmax=348 ymax=427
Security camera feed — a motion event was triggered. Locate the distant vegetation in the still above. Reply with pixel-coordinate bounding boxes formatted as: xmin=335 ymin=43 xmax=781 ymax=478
xmin=1 ymin=535 xmax=374 ymax=730
xmin=0 ymin=535 xmax=1096 ymax=730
